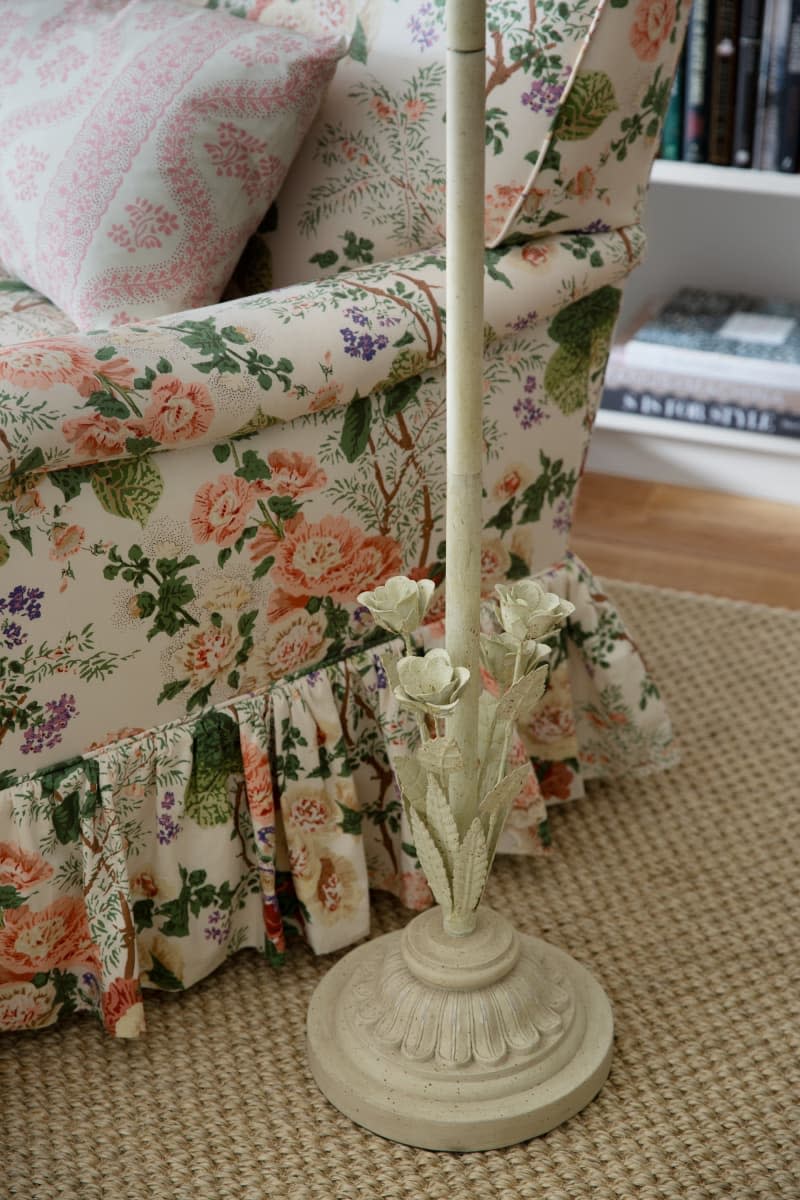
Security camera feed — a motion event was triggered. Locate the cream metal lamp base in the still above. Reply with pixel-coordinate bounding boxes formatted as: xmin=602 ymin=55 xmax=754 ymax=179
xmin=307 ymin=905 xmax=613 ymax=1151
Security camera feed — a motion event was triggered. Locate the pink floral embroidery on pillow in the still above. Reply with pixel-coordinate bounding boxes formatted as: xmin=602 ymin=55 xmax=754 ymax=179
xmin=40 ymin=0 xmax=119 ymax=40
xmin=37 ymin=46 xmax=88 ymax=85
xmin=204 ymin=123 xmax=282 ymax=202
xmin=8 ymin=146 xmax=48 ymax=203
xmin=230 ymin=39 xmax=284 ymax=67
xmin=0 ymin=1 xmax=345 ymax=328
xmin=108 ymin=199 xmax=180 ymax=253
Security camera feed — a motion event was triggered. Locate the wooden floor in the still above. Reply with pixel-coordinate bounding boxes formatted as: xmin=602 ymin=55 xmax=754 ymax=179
xmin=571 ymin=473 xmax=800 ymax=610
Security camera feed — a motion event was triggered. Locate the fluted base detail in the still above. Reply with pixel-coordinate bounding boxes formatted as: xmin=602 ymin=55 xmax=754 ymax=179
xmin=306 ymin=906 xmax=613 ymax=1151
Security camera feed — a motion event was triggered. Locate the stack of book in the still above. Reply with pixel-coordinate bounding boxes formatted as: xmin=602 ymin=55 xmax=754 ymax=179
xmin=601 ymin=288 xmax=800 ymax=446
xmin=660 ymin=0 xmax=800 ymax=171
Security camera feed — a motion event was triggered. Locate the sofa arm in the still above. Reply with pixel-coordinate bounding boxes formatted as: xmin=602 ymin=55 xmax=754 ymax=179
xmin=0 ymin=224 xmax=644 ymax=489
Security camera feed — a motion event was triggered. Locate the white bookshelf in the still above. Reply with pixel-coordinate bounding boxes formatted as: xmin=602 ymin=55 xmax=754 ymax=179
xmin=646 ymin=158 xmax=800 ymax=198
xmin=620 ymin=161 xmax=800 ymax=327
xmin=590 ymin=410 xmax=800 ymax=505
xmin=589 ymin=162 xmax=800 ymax=505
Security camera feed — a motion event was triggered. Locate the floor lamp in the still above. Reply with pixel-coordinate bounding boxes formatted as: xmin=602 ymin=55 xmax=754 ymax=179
xmin=306 ymin=0 xmax=614 ymax=1151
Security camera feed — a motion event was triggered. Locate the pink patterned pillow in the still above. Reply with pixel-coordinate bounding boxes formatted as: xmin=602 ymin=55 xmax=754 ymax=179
xmin=0 ymin=0 xmax=344 ymax=329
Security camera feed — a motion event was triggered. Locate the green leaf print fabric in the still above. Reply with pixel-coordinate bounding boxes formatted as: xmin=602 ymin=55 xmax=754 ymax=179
xmin=0 ymin=0 xmax=689 ymax=1035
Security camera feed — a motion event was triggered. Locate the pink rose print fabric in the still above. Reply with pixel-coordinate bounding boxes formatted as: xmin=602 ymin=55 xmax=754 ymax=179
xmin=0 ymin=0 xmax=688 ymax=1037
xmin=0 ymin=0 xmax=344 ymax=328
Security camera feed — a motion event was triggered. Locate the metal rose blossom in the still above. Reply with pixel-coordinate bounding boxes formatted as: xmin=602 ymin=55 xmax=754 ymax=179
xmin=479 ymin=630 xmax=550 ymax=688
xmin=357 ymin=576 xmax=436 ymax=636
xmin=495 ymin=579 xmax=575 ymax=641
xmin=395 ymin=648 xmax=469 ymax=718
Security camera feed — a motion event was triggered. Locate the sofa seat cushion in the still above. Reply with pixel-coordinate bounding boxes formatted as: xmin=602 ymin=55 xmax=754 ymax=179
xmin=0 ymin=0 xmax=344 ymax=330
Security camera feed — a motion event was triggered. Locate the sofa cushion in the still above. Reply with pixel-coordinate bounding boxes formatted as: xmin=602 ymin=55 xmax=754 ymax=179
xmin=0 ymin=0 xmax=344 ymax=330
xmin=218 ymin=0 xmax=686 ymax=295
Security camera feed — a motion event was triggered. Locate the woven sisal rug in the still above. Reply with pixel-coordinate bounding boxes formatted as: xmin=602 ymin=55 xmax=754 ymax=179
xmin=2 ymin=581 xmax=798 ymax=1200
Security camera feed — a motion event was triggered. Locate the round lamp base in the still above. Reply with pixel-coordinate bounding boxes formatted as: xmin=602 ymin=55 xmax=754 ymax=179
xmin=307 ymin=905 xmax=613 ymax=1152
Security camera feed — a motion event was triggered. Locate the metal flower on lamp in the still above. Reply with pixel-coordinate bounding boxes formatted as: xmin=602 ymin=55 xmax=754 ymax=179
xmin=394 ymin=647 xmax=470 ymax=719
xmin=358 ymin=575 xmax=436 ymax=635
xmin=495 ymin=580 xmax=576 ymax=641
xmin=358 ymin=576 xmax=572 ymax=937
xmin=306 ymin=0 xmax=615 ymax=1153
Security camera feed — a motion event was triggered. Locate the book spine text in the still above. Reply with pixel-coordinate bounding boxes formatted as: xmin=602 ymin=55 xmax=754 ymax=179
xmin=602 ymin=387 xmax=800 ymax=439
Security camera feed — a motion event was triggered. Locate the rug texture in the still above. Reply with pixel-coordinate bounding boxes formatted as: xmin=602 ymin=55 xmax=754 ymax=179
xmin=2 ymin=581 xmax=798 ymax=1200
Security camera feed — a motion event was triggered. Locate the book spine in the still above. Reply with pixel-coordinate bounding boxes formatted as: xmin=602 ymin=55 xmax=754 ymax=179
xmin=777 ymin=0 xmax=800 ymax=169
xmin=732 ymin=0 xmax=767 ymax=165
xmin=661 ymin=48 xmax=686 ymax=159
xmin=753 ymin=0 xmax=777 ymax=164
xmin=757 ymin=0 xmax=792 ymax=168
xmin=602 ymin=387 xmax=800 ymax=439
xmin=683 ymin=0 xmax=712 ymax=161
xmin=709 ymin=0 xmax=741 ymax=163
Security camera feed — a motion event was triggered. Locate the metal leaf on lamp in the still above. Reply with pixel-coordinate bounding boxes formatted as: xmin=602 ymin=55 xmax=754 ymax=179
xmin=306 ymin=0 xmax=614 ymax=1152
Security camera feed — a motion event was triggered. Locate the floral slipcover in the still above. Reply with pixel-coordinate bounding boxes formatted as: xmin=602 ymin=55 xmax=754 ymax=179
xmin=0 ymin=0 xmax=688 ymax=1036
xmin=221 ymin=0 xmax=687 ymax=288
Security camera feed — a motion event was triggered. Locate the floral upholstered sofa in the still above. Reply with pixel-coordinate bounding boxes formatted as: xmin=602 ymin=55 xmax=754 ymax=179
xmin=0 ymin=0 xmax=687 ymax=1036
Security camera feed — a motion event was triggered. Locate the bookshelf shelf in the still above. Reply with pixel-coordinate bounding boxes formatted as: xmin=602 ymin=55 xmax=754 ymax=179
xmin=590 ymin=163 xmax=800 ymax=505
xmin=595 ymin=408 xmax=800 ymax=456
xmin=590 ymin=409 xmax=800 ymax=504
xmin=651 ymin=160 xmax=800 ymax=198
xmin=621 ymin=163 xmax=800 ymax=331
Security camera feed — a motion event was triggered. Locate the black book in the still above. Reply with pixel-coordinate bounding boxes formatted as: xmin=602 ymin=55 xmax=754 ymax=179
xmin=683 ymin=0 xmax=713 ymax=160
xmin=709 ymin=0 xmax=741 ymax=163
xmin=732 ymin=0 xmax=767 ymax=165
xmin=752 ymin=0 xmax=778 ymax=165
xmin=777 ymin=0 xmax=800 ymax=169
xmin=602 ymin=386 xmax=800 ymax=441
xmin=755 ymin=0 xmax=793 ymax=168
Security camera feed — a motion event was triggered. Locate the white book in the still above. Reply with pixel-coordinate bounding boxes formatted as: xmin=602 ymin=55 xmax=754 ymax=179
xmin=613 ymin=287 xmax=800 ymax=394
xmin=609 ymin=340 xmax=800 ymax=393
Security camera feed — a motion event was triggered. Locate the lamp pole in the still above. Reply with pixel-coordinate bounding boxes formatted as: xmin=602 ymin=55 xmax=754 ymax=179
xmin=444 ymin=0 xmax=487 ymax=837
